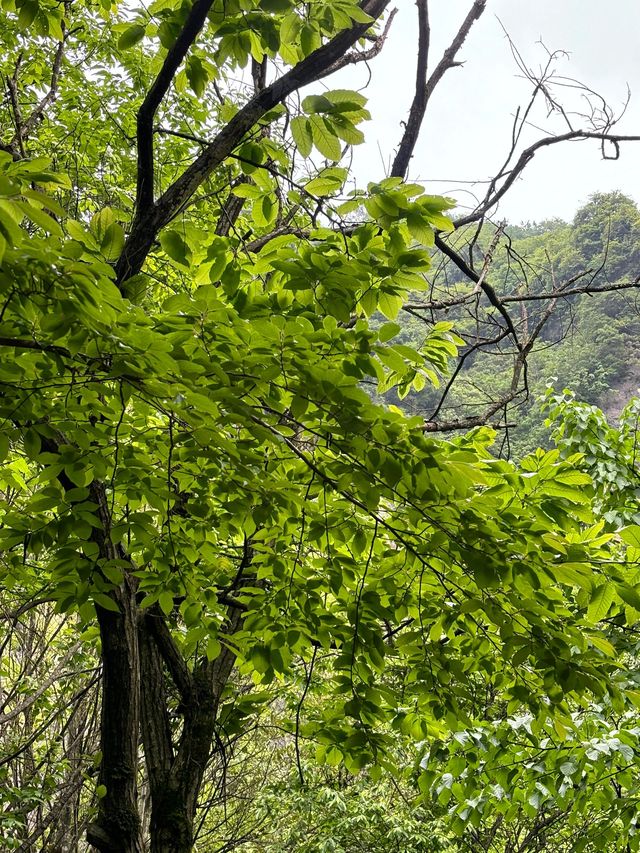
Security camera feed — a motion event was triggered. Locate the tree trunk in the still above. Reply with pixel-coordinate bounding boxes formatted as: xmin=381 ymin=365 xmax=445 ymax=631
xmin=147 ymin=679 xmax=216 ymax=853
xmin=141 ymin=607 xmax=244 ymax=853
xmin=87 ymin=577 xmax=144 ymax=853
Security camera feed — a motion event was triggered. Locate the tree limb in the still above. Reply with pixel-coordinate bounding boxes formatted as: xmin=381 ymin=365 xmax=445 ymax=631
xmin=115 ymin=0 xmax=391 ymax=286
xmin=390 ymin=0 xmax=429 ymax=179
xmin=135 ymin=0 xmax=218 ymax=214
xmin=391 ymin=0 xmax=486 ymax=179
xmin=454 ymin=131 xmax=640 ymax=228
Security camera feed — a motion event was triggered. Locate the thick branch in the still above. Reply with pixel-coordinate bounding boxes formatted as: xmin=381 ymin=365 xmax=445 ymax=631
xmin=391 ymin=0 xmax=486 ymax=179
xmin=390 ymin=0 xmax=429 ymax=179
xmin=145 ymin=606 xmax=193 ymax=702
xmin=135 ymin=0 xmax=217 ymax=213
xmin=139 ymin=612 xmax=174 ymax=796
xmin=115 ymin=0 xmax=391 ymax=286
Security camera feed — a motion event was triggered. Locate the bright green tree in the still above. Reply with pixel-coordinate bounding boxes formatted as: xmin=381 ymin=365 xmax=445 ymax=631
xmin=1 ymin=2 xmax=639 ymax=852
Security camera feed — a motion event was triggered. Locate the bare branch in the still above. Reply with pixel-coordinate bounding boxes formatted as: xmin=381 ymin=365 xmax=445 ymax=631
xmin=390 ymin=0 xmax=429 ymax=179
xmin=425 ymin=0 xmax=487 ymax=99
xmin=435 ymin=233 xmax=523 ymax=351
xmin=454 ymin=130 xmax=640 ymax=228
xmin=391 ymin=0 xmax=487 ymax=178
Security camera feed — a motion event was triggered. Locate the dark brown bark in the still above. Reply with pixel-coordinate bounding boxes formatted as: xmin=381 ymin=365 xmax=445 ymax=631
xmin=391 ymin=0 xmax=486 ymax=180
xmin=135 ymin=0 xmax=218 ymax=213
xmin=114 ymin=0 xmax=391 ymax=287
xmin=390 ymin=0 xmax=430 ymax=180
xmin=87 ymin=580 xmax=144 ymax=853
xmin=139 ymin=605 xmax=244 ymax=853
xmin=84 ymin=479 xmax=144 ymax=853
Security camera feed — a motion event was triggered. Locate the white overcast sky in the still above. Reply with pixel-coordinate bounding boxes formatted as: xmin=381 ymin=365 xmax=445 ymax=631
xmin=325 ymin=0 xmax=640 ymax=224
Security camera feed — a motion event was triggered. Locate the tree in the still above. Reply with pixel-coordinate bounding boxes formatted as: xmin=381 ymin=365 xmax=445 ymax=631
xmin=2 ymin=2 xmax=640 ymax=852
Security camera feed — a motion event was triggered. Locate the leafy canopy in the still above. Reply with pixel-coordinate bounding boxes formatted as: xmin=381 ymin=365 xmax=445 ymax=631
xmin=1 ymin=0 xmax=639 ymax=848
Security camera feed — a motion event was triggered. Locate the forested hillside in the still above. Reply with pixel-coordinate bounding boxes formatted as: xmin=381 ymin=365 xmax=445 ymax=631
xmin=390 ymin=191 xmax=640 ymax=457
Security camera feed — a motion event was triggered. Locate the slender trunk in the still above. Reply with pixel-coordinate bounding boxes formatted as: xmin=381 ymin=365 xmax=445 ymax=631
xmin=141 ymin=607 xmax=244 ymax=853
xmin=87 ymin=576 xmax=144 ymax=853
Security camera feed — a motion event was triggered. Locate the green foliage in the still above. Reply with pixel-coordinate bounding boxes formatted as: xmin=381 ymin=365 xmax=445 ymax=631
xmin=422 ymin=703 xmax=640 ymax=851
xmin=545 ymin=390 xmax=640 ymax=527
xmin=2 ymin=2 xmax=640 ymax=851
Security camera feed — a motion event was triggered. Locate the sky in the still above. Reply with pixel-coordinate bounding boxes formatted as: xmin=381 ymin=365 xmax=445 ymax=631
xmin=325 ymin=0 xmax=640 ymax=224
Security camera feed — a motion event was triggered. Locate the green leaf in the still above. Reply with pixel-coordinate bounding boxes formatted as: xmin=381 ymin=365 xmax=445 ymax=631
xmin=346 ymin=5 xmax=374 ymax=23
xmin=159 ymin=591 xmax=174 ymax=616
xmin=621 ymin=526 xmax=640 ymax=548
xmin=259 ymin=0 xmax=291 ymax=10
xmin=100 ymin=222 xmax=125 ymax=261
xmin=90 ymin=206 xmax=115 ymax=241
xmin=118 ymin=24 xmax=145 ymax=50
xmin=18 ymin=0 xmax=38 ymax=28
xmin=616 ymin=583 xmax=640 ymax=610
xmin=587 ymin=582 xmax=615 ymax=624
xmin=93 ymin=593 xmax=121 ymax=613
xmin=206 ymin=636 xmax=221 ymax=661
xmin=406 ymin=210 xmax=435 ymax=246
xmin=301 ymin=94 xmax=333 ymax=114
xmin=304 ymin=171 xmax=345 ymax=196
xmin=324 ymin=89 xmax=368 ymax=108
xmin=160 ymin=230 xmax=191 ymax=266
xmin=331 ymin=119 xmax=364 ymax=146
xmin=291 ymin=116 xmax=313 ymax=158
xmin=309 ymin=115 xmax=342 ymax=161
xmin=23 ymin=428 xmax=41 ymax=459
xmin=14 ymin=199 xmax=62 ymax=235
xmin=186 ymin=55 xmax=208 ymax=97
xmin=378 ymin=322 xmax=401 ymax=342
xmin=378 ymin=292 xmax=403 ymax=320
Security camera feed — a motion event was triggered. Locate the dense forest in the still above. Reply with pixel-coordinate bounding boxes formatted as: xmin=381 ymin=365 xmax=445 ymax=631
xmin=2 ymin=1 xmax=640 ymax=852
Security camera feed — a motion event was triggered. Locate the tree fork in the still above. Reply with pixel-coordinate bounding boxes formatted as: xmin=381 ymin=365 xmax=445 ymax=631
xmin=115 ymin=0 xmax=391 ymax=287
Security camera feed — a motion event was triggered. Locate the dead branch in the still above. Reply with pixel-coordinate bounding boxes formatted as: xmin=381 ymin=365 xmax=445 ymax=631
xmin=391 ymin=0 xmax=486 ymax=179
xmin=455 ymin=134 xmax=640 ymax=228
